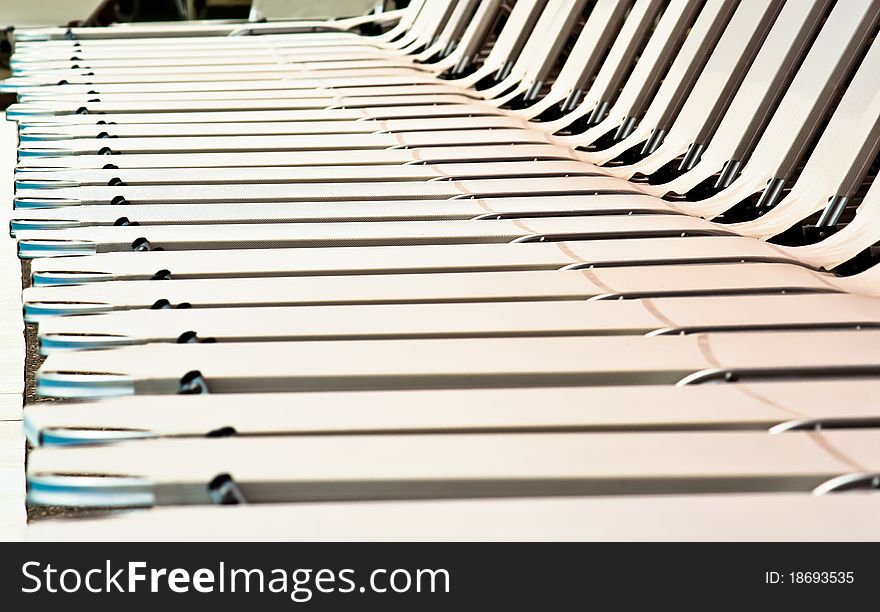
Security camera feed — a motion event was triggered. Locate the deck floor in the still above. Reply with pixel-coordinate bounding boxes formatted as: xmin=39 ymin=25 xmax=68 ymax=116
xmin=0 ymin=117 xmax=26 ymax=541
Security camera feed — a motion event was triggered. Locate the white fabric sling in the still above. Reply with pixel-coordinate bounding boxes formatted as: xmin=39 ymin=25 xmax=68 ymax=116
xmin=511 ymin=0 xmax=636 ymax=118
xmin=32 ymin=293 xmax=880 ymax=353
xmin=788 ymin=177 xmax=880 ymax=270
xmin=445 ymin=0 xmax=549 ymax=90
xmin=10 ymin=193 xmax=673 ymax=229
xmin=597 ymin=0 xmax=785 ymax=179
xmin=554 ymin=0 xmax=704 ymax=147
xmin=13 ymin=159 xmax=594 ymax=189
xmin=729 ymin=32 xmax=880 ymax=239
xmin=15 ymin=144 xmax=581 ymax=171
xmin=16 ymin=115 xmax=533 ymax=140
xmin=23 ymin=380 xmax=880 ymax=444
xmin=478 ymin=0 xmax=588 ymax=106
xmin=14 ymin=215 xmax=728 ymax=258
xmin=684 ymin=0 xmax=880 ymax=219
xmin=13 ymin=175 xmax=650 ymax=208
xmin=540 ymin=0 xmax=673 ymax=133
xmin=637 ymin=0 xmax=833 ymax=198
xmin=25 ymin=235 xmax=805 ymax=285
xmin=25 ymin=429 xmax=880 ymax=505
xmin=21 ymin=263 xmax=840 ymax=321
xmin=575 ymin=0 xmax=738 ymax=165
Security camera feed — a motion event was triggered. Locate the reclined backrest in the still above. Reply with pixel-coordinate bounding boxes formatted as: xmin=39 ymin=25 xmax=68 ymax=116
xmin=684 ymin=0 xmax=880 ymax=219
xmin=540 ymin=0 xmax=680 ymax=130
xmin=606 ymin=0 xmax=787 ymax=179
xmin=451 ymin=0 xmax=550 ymax=88
xmin=643 ymin=0 xmax=834 ymax=197
xmin=576 ymin=0 xmax=739 ymax=165
xmin=482 ymin=0 xmax=593 ymax=103
xmin=734 ymin=28 xmax=880 ymax=240
xmin=517 ymin=0 xmax=637 ymax=118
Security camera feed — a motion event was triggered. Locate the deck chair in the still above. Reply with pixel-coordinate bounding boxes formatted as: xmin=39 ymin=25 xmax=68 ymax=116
xmin=14 ymin=213 xmax=725 ymax=258
xmin=9 ymin=193 xmax=677 ymax=235
xmin=23 ymin=235 xmax=808 ymax=285
xmin=30 ymin=329 xmax=880 ymax=396
xmin=30 ymin=293 xmax=880 ymax=353
xmin=22 ymin=379 xmax=880 ymax=445
xmin=14 ymin=114 xmax=536 ymax=140
xmin=20 ymin=263 xmax=841 ymax=321
xmin=25 ymin=429 xmax=880 ymax=504
xmin=13 ymin=159 xmax=597 ymax=188
xmin=13 ymin=144 xmax=584 ymax=173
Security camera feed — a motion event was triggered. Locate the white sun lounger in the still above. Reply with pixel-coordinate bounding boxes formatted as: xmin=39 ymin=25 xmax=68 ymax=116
xmin=32 ymin=329 xmax=880 ymax=396
xmin=24 ymin=236 xmax=810 ymax=285
xmin=32 ymin=293 xmax=880 ymax=353
xmin=9 ymin=194 xmax=676 ymax=235
xmin=21 ymin=263 xmax=839 ymax=321
xmin=23 ymin=379 xmax=880 ymax=445
xmin=15 ymin=214 xmax=723 ymax=258
xmin=26 ymin=429 xmax=880 ymax=505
